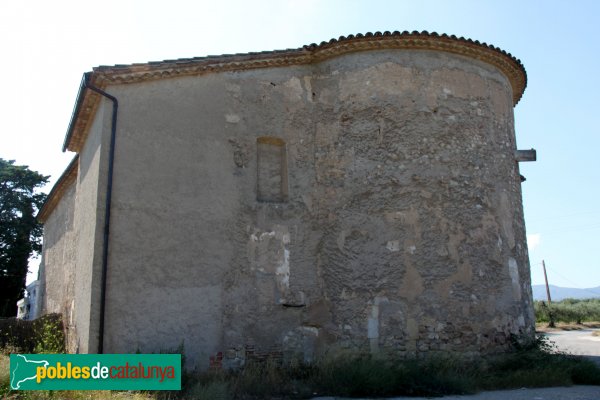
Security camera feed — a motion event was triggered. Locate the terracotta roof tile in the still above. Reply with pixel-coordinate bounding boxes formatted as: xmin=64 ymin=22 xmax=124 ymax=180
xmin=37 ymin=155 xmax=78 ymax=223
xmin=63 ymin=31 xmax=527 ymax=153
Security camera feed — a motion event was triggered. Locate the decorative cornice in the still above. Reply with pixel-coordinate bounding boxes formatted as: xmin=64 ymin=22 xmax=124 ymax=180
xmin=64 ymin=31 xmax=527 ymax=152
xmin=37 ymin=155 xmax=78 ymax=223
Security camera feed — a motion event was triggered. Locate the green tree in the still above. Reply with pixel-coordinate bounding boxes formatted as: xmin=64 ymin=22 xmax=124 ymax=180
xmin=0 ymin=159 xmax=48 ymax=317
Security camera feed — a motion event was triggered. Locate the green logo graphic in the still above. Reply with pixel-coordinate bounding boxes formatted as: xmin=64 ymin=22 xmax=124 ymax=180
xmin=10 ymin=354 xmax=181 ymax=390
xmin=10 ymin=354 xmax=49 ymax=389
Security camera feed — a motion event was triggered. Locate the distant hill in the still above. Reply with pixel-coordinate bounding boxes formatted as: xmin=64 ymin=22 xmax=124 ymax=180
xmin=532 ymin=284 xmax=600 ymax=301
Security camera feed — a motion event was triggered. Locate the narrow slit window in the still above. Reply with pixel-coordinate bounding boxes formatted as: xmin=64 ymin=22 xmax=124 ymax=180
xmin=257 ymin=137 xmax=288 ymax=202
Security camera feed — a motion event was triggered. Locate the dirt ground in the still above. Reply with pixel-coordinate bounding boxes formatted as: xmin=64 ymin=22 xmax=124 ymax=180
xmin=536 ymin=322 xmax=600 ymax=332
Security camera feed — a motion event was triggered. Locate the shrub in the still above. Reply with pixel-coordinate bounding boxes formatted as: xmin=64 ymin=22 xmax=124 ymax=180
xmin=0 ymin=313 xmax=64 ymax=353
xmin=33 ymin=315 xmax=65 ymax=354
xmin=0 ymin=317 xmax=36 ymax=351
xmin=535 ymin=298 xmax=600 ymax=324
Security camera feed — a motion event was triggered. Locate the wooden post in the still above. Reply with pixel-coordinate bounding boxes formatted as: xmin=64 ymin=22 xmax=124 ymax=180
xmin=543 ymin=260 xmax=555 ymax=327
xmin=543 ymin=260 xmax=552 ymax=304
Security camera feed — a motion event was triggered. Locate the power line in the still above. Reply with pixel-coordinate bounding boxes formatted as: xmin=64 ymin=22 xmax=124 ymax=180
xmin=543 ymin=264 xmax=600 ymax=296
xmin=529 ymin=223 xmax=600 ymax=236
xmin=526 ymin=210 xmax=600 ymax=223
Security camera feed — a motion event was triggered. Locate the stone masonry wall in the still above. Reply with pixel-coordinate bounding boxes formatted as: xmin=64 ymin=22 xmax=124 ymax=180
xmin=39 ymin=181 xmax=77 ymax=350
xmin=94 ymin=49 xmax=533 ymax=368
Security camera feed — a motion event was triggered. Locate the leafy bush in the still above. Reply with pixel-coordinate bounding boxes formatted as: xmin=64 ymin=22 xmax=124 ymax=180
xmin=33 ymin=315 xmax=65 ymax=354
xmin=0 ymin=317 xmax=36 ymax=351
xmin=0 ymin=313 xmax=64 ymax=353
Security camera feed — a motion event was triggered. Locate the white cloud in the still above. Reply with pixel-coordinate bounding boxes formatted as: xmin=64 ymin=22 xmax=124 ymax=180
xmin=527 ymin=233 xmax=541 ymax=251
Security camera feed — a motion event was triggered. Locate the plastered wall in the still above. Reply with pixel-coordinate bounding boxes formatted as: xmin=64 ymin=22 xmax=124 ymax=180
xmin=43 ymin=48 xmax=534 ymax=367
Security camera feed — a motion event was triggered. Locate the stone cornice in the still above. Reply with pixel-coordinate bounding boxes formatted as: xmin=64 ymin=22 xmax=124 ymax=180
xmin=64 ymin=31 xmax=527 ymax=152
xmin=37 ymin=155 xmax=78 ymax=223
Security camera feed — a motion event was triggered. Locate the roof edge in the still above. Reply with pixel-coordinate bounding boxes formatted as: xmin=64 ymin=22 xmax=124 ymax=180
xmin=63 ymin=31 xmax=527 ymax=152
xmin=37 ymin=155 xmax=79 ymax=223
xmin=63 ymin=73 xmax=92 ymax=152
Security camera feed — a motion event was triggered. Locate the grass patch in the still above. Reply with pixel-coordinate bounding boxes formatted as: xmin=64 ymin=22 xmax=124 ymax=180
xmin=1 ymin=335 xmax=599 ymax=399
xmin=176 ymin=336 xmax=600 ymax=399
xmin=186 ymin=379 xmax=231 ymax=400
xmin=310 ymin=351 xmax=476 ymax=397
xmin=0 ymin=353 xmax=10 ymax=397
xmin=479 ymin=348 xmax=587 ymax=389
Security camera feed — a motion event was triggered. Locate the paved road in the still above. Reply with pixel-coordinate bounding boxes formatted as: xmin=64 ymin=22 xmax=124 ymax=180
xmin=544 ymin=328 xmax=600 ymax=365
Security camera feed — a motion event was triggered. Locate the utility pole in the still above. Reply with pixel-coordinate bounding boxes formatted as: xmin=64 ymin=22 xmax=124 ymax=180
xmin=543 ymin=260 xmax=552 ymax=304
xmin=542 ymin=260 xmax=555 ymax=327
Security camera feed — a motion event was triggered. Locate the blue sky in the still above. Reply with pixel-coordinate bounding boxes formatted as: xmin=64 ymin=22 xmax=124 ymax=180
xmin=1 ymin=0 xmax=598 ymax=288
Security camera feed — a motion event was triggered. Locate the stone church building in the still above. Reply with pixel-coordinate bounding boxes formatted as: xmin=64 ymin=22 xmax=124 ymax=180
xmin=37 ymin=31 xmax=535 ymax=368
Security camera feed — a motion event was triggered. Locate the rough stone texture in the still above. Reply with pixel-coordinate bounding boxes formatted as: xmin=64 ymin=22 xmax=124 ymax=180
xmin=40 ymin=47 xmax=534 ymax=368
xmin=38 ymin=181 xmax=76 ymax=348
